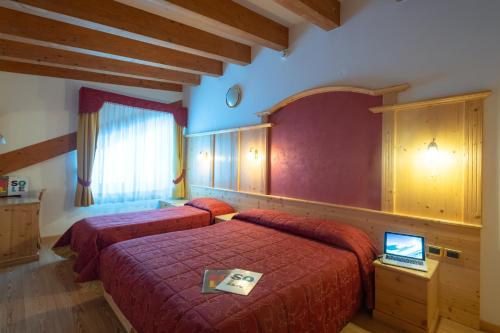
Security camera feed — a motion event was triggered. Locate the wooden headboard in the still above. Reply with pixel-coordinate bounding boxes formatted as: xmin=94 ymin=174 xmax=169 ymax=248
xmin=191 ymin=185 xmax=481 ymax=329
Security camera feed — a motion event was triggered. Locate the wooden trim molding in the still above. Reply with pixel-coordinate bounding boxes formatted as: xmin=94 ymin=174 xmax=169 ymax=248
xmin=463 ymin=100 xmax=484 ymax=224
xmin=481 ymin=320 xmax=500 ymax=333
xmin=13 ymin=0 xmax=251 ymax=65
xmin=0 ymin=39 xmax=200 ymax=85
xmin=191 ymin=185 xmax=481 ymax=230
xmin=0 ymin=133 xmax=77 ymax=175
xmin=380 ymin=102 xmax=397 ymax=212
xmin=0 ymin=59 xmax=183 ymax=92
xmin=255 ymin=84 xmax=410 ymax=117
xmin=185 ymin=123 xmax=273 ymax=137
xmin=370 ymin=91 xmax=492 ymax=113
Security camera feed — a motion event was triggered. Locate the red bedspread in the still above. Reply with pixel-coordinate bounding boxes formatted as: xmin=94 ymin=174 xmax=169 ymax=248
xmin=100 ymin=209 xmax=378 ymax=333
xmin=54 ymin=206 xmax=209 ymax=282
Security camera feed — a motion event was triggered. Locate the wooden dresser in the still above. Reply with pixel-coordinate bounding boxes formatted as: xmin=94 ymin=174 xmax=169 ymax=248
xmin=373 ymin=259 xmax=440 ymax=333
xmin=0 ymin=196 xmax=40 ymax=267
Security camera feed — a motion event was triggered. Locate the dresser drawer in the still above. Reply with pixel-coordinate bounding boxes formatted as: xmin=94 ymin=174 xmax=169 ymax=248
xmin=376 ymin=289 xmax=428 ymax=328
xmin=375 ymin=267 xmax=427 ymax=303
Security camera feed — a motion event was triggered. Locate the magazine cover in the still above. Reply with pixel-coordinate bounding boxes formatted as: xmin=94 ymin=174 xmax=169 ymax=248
xmin=201 ymin=269 xmax=232 ymax=293
xmin=215 ymin=269 xmax=263 ymax=296
xmin=0 ymin=177 xmax=7 ymax=197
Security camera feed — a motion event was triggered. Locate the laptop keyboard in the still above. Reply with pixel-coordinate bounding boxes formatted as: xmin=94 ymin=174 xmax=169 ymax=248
xmin=386 ymin=254 xmax=424 ymax=266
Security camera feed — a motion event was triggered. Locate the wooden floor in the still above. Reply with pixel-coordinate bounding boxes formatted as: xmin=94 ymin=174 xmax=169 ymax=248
xmin=0 ymin=239 xmax=485 ymax=333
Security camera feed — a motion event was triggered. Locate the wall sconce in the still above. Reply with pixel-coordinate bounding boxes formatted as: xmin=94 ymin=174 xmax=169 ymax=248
xmin=0 ymin=134 xmax=6 ymax=144
xmin=427 ymin=138 xmax=438 ymax=158
xmin=198 ymin=150 xmax=210 ymax=161
xmin=427 ymin=138 xmax=438 ymax=152
xmin=247 ymin=147 xmax=259 ymax=161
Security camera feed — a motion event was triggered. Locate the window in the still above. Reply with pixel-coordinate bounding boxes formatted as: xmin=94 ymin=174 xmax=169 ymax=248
xmin=91 ymin=102 xmax=174 ymax=204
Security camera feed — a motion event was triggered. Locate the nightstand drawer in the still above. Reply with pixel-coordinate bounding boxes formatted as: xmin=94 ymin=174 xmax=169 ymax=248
xmin=375 ymin=267 xmax=427 ymax=303
xmin=376 ymin=289 xmax=428 ymax=328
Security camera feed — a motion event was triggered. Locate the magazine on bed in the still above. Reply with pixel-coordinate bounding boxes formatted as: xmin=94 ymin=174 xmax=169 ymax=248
xmin=215 ymin=269 xmax=263 ymax=296
xmin=201 ymin=269 xmax=232 ymax=293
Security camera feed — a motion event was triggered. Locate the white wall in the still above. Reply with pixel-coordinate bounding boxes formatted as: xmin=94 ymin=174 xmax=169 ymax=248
xmin=184 ymin=0 xmax=500 ymax=326
xmin=0 ymin=72 xmax=182 ymax=237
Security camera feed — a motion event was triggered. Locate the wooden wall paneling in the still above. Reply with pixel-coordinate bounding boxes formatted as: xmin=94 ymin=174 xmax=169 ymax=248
xmin=237 ymin=131 xmax=241 ymax=191
xmin=190 ymin=185 xmax=481 ymax=329
xmin=463 ymin=100 xmax=483 ymax=224
xmin=381 ymin=92 xmax=398 ymax=212
xmin=0 ymin=59 xmax=183 ymax=92
xmin=13 ymin=0 xmax=251 ymax=65
xmin=0 ymin=7 xmax=222 ymax=76
xmin=210 ymin=135 xmax=215 ymax=188
xmin=0 ymin=39 xmax=200 ymax=85
xmin=393 ymin=103 xmax=466 ymax=222
xmin=185 ymin=123 xmax=272 ymax=197
xmin=213 ymin=132 xmax=238 ymax=190
xmin=0 ymin=132 xmax=77 ymax=175
xmin=381 ymin=112 xmax=395 ymax=212
xmin=185 ymin=135 xmax=214 ymax=197
xmin=239 ymin=128 xmax=268 ymax=194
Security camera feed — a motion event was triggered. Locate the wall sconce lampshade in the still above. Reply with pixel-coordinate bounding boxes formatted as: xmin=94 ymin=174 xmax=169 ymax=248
xmin=198 ymin=150 xmax=210 ymax=161
xmin=427 ymin=138 xmax=438 ymax=152
xmin=247 ymin=147 xmax=259 ymax=160
xmin=0 ymin=134 xmax=6 ymax=144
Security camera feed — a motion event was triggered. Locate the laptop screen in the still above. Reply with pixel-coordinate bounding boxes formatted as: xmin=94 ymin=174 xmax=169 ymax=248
xmin=384 ymin=232 xmax=425 ymax=260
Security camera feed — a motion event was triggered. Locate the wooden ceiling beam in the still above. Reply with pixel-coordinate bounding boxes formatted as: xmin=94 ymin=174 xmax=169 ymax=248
xmin=0 ymin=59 xmax=183 ymax=91
xmin=273 ymin=0 xmax=340 ymax=30
xmin=0 ymin=7 xmax=222 ymax=76
xmin=161 ymin=0 xmax=289 ymax=50
xmin=0 ymin=133 xmax=77 ymax=176
xmin=12 ymin=0 xmax=251 ymax=65
xmin=0 ymin=39 xmax=200 ymax=85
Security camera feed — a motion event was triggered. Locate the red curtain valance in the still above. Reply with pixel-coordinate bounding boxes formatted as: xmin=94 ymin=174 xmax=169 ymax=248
xmin=79 ymin=87 xmax=187 ymax=127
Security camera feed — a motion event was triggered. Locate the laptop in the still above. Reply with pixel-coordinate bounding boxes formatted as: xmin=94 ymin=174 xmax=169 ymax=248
xmin=382 ymin=232 xmax=428 ymax=272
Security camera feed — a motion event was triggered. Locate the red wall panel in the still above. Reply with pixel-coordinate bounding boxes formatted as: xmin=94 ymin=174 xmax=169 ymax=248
xmin=269 ymin=92 xmax=383 ymax=210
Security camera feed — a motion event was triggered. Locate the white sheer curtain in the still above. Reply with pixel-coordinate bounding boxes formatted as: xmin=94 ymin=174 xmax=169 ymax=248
xmin=91 ymin=102 xmax=174 ymax=204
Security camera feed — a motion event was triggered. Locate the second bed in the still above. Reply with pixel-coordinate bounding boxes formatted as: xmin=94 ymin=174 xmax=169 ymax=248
xmin=53 ymin=198 xmax=235 ymax=282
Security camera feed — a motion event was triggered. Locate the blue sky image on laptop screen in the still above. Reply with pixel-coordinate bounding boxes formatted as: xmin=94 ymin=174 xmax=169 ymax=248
xmin=386 ymin=233 xmax=423 ymax=259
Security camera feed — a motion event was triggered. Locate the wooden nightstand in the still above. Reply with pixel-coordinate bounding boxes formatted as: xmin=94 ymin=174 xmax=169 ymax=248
xmin=158 ymin=199 xmax=189 ymax=208
xmin=373 ymin=258 xmax=439 ymax=333
xmin=214 ymin=212 xmax=238 ymax=224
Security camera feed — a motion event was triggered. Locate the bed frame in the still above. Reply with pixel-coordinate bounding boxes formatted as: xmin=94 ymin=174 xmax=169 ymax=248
xmin=190 ymin=184 xmax=481 ymax=329
xmin=103 ymin=290 xmax=136 ymax=333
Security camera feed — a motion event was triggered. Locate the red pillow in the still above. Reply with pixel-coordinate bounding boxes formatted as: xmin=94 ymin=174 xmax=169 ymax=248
xmin=185 ymin=198 xmax=235 ymax=219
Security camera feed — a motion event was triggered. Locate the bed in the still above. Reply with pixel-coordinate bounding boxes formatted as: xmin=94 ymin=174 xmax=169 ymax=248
xmin=100 ymin=209 xmax=378 ymax=333
xmin=53 ymin=198 xmax=234 ymax=282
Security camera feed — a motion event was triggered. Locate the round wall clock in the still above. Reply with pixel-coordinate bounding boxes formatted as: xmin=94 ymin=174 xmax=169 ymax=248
xmin=226 ymin=85 xmax=241 ymax=108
